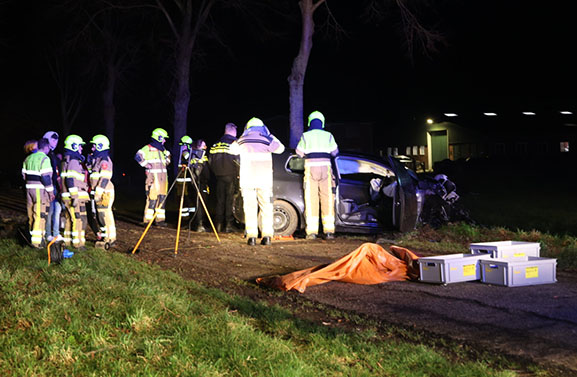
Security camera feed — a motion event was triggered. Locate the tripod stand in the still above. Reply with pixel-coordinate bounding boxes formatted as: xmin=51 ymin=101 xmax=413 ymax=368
xmin=131 ymin=151 xmax=220 ymax=255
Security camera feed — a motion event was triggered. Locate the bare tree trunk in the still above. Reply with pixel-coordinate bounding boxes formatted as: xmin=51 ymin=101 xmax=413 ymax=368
xmin=288 ymin=0 xmax=322 ymax=148
xmin=103 ymin=57 xmax=116 ymax=157
xmin=172 ymin=38 xmax=192 ymax=162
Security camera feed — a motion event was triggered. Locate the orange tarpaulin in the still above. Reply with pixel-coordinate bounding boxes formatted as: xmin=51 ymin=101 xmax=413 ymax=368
xmin=256 ymin=243 xmax=421 ymax=293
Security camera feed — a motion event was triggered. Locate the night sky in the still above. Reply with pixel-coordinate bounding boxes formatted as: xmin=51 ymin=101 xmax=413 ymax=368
xmin=2 ymin=1 xmax=576 ymax=178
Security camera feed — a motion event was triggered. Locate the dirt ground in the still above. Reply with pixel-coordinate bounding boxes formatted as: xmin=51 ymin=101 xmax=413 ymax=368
xmin=2 ymin=192 xmax=577 ymax=375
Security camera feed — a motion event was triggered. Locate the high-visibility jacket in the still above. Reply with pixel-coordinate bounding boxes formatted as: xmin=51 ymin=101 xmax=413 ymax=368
xmin=61 ymin=154 xmax=89 ymax=201
xmin=295 ymin=129 xmax=339 ymax=166
xmin=22 ymin=151 xmax=54 ymax=192
xmin=135 ymin=144 xmax=171 ymax=174
xmin=230 ymin=129 xmax=284 ymax=189
xmin=89 ymin=155 xmax=114 ymax=196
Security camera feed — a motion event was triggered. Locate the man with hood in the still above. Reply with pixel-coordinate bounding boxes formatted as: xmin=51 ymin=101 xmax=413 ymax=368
xmin=61 ymin=135 xmax=90 ymax=249
xmin=43 ymin=131 xmax=62 ymax=241
xmin=134 ymin=128 xmax=171 ymax=226
xmin=230 ymin=117 xmax=284 ymax=246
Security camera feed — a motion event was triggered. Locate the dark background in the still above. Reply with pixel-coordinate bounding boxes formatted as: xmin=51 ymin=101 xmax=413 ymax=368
xmin=2 ymin=1 xmax=576 ymax=183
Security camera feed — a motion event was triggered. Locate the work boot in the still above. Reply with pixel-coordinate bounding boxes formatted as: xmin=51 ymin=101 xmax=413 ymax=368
xmin=306 ymin=234 xmax=317 ymax=240
xmin=260 ymin=236 xmax=271 ymax=246
xmin=225 ymin=221 xmax=235 ymax=233
xmin=193 ymin=224 xmax=207 ymax=232
xmin=324 ymin=232 xmax=335 ymax=240
xmin=215 ymin=222 xmax=223 ymax=233
xmin=247 ymin=237 xmax=257 ymax=246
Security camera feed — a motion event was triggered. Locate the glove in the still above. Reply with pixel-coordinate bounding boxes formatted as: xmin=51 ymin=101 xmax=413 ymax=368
xmin=100 ymin=193 xmax=110 ymax=207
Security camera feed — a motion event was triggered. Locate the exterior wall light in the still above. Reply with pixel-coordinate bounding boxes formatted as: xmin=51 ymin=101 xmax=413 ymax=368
xmin=560 ymin=111 xmax=573 ymax=115
xmin=522 ymin=112 xmax=536 ymax=115
xmin=443 ymin=113 xmax=458 ymax=117
xmin=426 ymin=118 xmax=434 ymax=124
xmin=483 ymin=112 xmax=497 ymax=116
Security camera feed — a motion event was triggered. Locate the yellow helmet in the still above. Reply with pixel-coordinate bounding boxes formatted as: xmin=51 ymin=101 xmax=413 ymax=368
xmin=64 ymin=135 xmax=85 ymax=152
xmin=151 ymin=128 xmax=169 ymax=142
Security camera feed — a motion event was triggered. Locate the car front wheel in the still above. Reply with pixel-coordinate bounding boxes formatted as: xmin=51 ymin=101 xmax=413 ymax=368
xmin=271 ymin=200 xmax=298 ymax=237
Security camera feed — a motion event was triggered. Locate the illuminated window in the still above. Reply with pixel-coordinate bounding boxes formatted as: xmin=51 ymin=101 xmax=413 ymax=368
xmin=419 ymin=146 xmax=425 ymax=155
xmin=560 ymin=142 xmax=570 ymax=152
xmin=405 ymin=146 xmax=411 ymax=155
xmin=393 ymin=147 xmax=398 ymax=156
xmin=412 ymin=146 xmax=418 ymax=155
xmin=387 ymin=147 xmax=392 ymax=156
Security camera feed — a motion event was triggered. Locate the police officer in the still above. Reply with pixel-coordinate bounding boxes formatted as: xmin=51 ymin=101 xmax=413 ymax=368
xmin=61 ymin=135 xmax=90 ymax=249
xmin=88 ymin=135 xmax=116 ymax=246
xmin=296 ymin=111 xmax=339 ymax=240
xmin=230 ymin=117 xmax=285 ymax=246
xmin=176 ymin=135 xmax=194 ymax=223
xmin=208 ymin=123 xmax=239 ymax=233
xmin=135 ymin=128 xmax=171 ymax=226
xmin=22 ymin=138 xmax=54 ymax=248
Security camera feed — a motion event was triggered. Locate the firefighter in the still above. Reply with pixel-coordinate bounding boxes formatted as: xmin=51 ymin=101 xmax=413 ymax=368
xmin=189 ymin=139 xmax=210 ymax=232
xmin=296 ymin=110 xmax=339 ymax=240
xmin=176 ymin=135 xmax=194 ymax=224
xmin=88 ymin=134 xmax=116 ymax=246
xmin=61 ymin=135 xmax=90 ymax=249
xmin=22 ymin=138 xmax=54 ymax=248
xmin=134 ymin=128 xmax=171 ymax=227
xmin=208 ymin=122 xmax=239 ymax=233
xmin=230 ymin=117 xmax=285 ymax=246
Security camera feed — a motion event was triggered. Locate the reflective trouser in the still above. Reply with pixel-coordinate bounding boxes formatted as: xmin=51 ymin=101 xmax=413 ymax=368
xmin=144 ymin=172 xmax=168 ymax=223
xmin=241 ymin=186 xmax=273 ymax=238
xmin=62 ymin=197 xmax=88 ymax=248
xmin=176 ymin=175 xmax=194 ymax=220
xmin=304 ymin=164 xmax=335 ymax=235
xmin=26 ymin=188 xmax=49 ymax=247
xmin=96 ymin=191 xmax=116 ymax=242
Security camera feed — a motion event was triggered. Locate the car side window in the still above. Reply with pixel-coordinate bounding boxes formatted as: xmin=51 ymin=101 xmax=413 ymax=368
xmin=336 ymin=156 xmax=394 ymax=181
xmin=286 ymin=155 xmax=305 ymax=174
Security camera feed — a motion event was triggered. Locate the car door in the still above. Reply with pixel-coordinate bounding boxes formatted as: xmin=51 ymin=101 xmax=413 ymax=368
xmin=387 ymin=156 xmax=419 ymax=232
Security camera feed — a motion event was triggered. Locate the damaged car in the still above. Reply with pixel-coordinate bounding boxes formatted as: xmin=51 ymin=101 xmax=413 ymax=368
xmin=233 ymin=150 xmax=466 ymax=236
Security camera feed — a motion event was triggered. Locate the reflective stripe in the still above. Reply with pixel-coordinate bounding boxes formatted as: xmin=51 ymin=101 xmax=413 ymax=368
xmin=176 ymin=178 xmax=192 ymax=182
xmin=26 ymin=183 xmax=46 ymax=189
xmin=147 ymin=169 xmax=167 ymax=173
xmin=304 ymin=160 xmax=332 ymax=167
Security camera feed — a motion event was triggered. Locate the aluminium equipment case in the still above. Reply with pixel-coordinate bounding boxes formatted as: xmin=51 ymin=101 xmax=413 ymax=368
xmin=418 ymin=253 xmax=493 ymax=284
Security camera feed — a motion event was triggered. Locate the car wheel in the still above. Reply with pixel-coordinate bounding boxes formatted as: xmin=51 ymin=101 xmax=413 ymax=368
xmin=270 ymin=200 xmax=298 ymax=236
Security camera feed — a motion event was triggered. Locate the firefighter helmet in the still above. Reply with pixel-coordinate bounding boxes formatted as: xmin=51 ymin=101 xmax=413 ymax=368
xmin=90 ymin=134 xmax=110 ymax=151
xmin=64 ymin=135 xmax=85 ymax=152
xmin=246 ymin=117 xmax=264 ymax=129
xmin=151 ymin=128 xmax=169 ymax=142
xmin=179 ymin=135 xmax=193 ymax=145
xmin=307 ymin=111 xmax=325 ymax=128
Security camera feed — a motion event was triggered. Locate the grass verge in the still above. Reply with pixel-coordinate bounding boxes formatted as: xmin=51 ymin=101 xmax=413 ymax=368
xmin=0 ymin=238 xmax=527 ymax=376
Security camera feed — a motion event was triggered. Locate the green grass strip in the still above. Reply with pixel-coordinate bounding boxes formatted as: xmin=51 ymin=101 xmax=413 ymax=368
xmin=0 ymin=238 xmax=522 ymax=376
